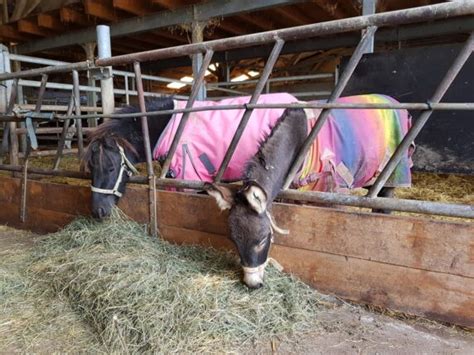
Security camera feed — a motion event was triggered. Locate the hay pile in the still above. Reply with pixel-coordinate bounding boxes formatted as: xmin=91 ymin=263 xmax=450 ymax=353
xmin=0 ymin=227 xmax=104 ymax=353
xmin=24 ymin=210 xmax=334 ymax=353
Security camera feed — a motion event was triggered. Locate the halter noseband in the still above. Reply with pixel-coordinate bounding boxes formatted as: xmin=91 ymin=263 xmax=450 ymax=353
xmin=90 ymin=143 xmax=139 ymax=198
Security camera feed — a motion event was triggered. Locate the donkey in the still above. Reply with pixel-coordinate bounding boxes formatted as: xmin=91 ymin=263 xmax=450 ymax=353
xmin=82 ymin=97 xmax=174 ymax=219
xmin=206 ymin=95 xmax=412 ymax=288
xmin=83 ymin=94 xmax=411 ymax=290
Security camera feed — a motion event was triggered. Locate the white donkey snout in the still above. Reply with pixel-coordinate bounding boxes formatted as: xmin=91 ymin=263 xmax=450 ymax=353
xmin=242 ymin=261 xmax=268 ymax=289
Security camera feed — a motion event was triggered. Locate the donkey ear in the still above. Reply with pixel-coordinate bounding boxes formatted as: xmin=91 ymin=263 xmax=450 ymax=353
xmin=204 ymin=183 xmax=234 ymax=211
xmin=243 ymin=184 xmax=267 ymax=214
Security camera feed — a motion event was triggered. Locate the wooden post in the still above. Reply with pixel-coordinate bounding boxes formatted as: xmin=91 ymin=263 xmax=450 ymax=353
xmin=191 ymin=21 xmax=206 ymax=100
xmin=82 ymin=42 xmax=98 ymax=127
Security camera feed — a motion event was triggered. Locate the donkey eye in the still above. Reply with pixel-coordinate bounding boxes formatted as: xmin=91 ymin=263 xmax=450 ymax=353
xmin=108 ymin=167 xmax=115 ymax=173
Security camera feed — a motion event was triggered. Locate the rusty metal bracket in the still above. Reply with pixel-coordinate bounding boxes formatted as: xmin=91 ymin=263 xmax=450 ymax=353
xmin=89 ymin=66 xmax=112 ymax=80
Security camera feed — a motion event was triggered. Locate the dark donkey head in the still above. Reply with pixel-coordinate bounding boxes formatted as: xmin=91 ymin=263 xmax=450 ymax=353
xmin=206 ymin=108 xmax=308 ymax=288
xmin=82 ymin=97 xmax=174 ymax=219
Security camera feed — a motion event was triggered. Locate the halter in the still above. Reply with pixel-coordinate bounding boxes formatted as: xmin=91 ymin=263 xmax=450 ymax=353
xmin=90 ymin=143 xmax=139 ymax=198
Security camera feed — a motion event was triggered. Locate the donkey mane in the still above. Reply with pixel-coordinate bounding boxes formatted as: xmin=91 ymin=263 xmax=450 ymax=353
xmin=82 ymin=96 xmax=175 ymax=172
xmin=243 ymin=108 xmax=307 ymax=200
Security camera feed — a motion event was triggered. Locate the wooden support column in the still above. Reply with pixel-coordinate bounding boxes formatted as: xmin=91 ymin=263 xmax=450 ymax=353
xmin=82 ymin=42 xmax=98 ymax=127
xmin=191 ymin=20 xmax=206 ymax=100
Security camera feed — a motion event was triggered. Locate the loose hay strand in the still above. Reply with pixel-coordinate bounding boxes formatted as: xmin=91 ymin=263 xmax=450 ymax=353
xmin=27 ymin=209 xmax=334 ymax=353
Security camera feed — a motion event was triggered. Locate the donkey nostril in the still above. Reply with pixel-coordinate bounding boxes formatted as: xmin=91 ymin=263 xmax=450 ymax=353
xmin=253 ymin=282 xmax=263 ymax=289
xmin=97 ymin=207 xmax=106 ymax=219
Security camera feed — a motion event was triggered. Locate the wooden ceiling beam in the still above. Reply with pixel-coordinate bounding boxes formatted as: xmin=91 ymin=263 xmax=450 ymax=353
xmin=272 ymin=7 xmax=313 ymax=25
xmin=151 ymin=0 xmax=188 ymax=10
xmin=17 ymin=19 xmax=55 ymax=37
xmin=313 ymin=0 xmax=351 ymax=19
xmin=0 ymin=24 xmax=34 ymax=42
xmin=113 ymin=0 xmax=155 ymax=16
xmin=60 ymin=7 xmax=91 ymax=26
xmin=235 ymin=13 xmax=276 ymax=31
xmin=84 ymin=0 xmax=119 ymax=22
xmin=37 ymin=13 xmax=66 ymax=31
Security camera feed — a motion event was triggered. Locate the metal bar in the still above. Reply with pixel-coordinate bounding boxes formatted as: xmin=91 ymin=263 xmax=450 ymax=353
xmin=362 ymin=0 xmax=376 ymax=53
xmin=0 ymin=78 xmax=18 ymax=162
xmin=133 ymin=61 xmax=157 ymax=238
xmin=1 ymin=101 xmax=472 ymax=124
xmin=17 ymin=103 xmax=103 ymax=112
xmin=97 ymin=25 xmax=115 ymax=117
xmin=9 ymin=53 xmax=189 ymax=85
xmin=159 ymin=49 xmax=215 ymax=179
xmin=34 ymin=74 xmax=48 ymax=112
xmin=19 ymin=148 xmax=77 ymax=158
xmin=18 ymin=79 xmax=166 ymax=98
xmin=367 ymin=31 xmax=474 ymax=198
xmin=96 ymin=2 xmax=474 ymax=67
xmin=214 ymin=38 xmax=285 ymax=182
xmin=72 ymin=70 xmax=84 ymax=157
xmin=20 ymin=157 xmax=28 ymax=222
xmin=0 ymin=61 xmax=91 ymax=81
xmin=124 ymin=74 xmax=130 ymax=105
xmin=17 ymin=0 xmax=303 ymax=54
xmin=283 ymin=26 xmax=378 ymax=190
xmin=209 ymin=73 xmax=334 ymax=87
xmin=53 ymin=94 xmax=75 ymax=170
xmin=16 ymin=126 xmax=94 ymax=135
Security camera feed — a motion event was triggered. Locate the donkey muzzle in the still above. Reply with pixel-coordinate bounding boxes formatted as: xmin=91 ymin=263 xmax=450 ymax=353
xmin=242 ymin=261 xmax=268 ymax=289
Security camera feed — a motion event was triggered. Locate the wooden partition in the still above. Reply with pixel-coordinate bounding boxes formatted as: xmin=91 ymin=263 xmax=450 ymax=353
xmin=0 ymin=175 xmax=472 ymax=327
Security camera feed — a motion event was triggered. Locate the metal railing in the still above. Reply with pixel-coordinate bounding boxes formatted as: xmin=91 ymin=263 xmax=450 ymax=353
xmin=0 ymin=1 xmax=473 ymax=233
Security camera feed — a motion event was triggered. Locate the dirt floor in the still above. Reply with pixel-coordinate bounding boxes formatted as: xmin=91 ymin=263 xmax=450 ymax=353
xmin=1 ymin=226 xmax=473 ymax=354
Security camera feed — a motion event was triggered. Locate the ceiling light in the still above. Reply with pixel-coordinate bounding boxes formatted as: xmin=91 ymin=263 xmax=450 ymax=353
xmin=231 ymin=74 xmax=249 ymax=82
xmin=247 ymin=70 xmax=260 ymax=77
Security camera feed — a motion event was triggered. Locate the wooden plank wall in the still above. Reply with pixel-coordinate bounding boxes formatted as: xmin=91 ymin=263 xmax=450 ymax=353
xmin=0 ymin=176 xmax=472 ymax=327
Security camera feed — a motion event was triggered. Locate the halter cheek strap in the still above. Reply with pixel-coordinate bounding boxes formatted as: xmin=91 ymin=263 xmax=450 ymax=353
xmin=90 ymin=144 xmax=139 ymax=198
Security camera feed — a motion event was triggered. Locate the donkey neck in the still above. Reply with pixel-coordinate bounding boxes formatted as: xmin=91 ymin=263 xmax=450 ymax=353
xmin=244 ymin=108 xmax=308 ymax=201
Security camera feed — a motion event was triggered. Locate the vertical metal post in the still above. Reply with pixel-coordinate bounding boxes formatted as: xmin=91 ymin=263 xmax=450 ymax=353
xmin=124 ymin=74 xmax=130 ymax=105
xmin=367 ymin=32 xmax=474 ymax=198
xmin=0 ymin=79 xmax=17 ymax=164
xmin=283 ymin=26 xmax=378 ymax=189
xmin=53 ymin=94 xmax=75 ymax=170
xmin=96 ymin=25 xmax=115 ymax=118
xmin=159 ymin=49 xmax=214 ymax=179
xmin=83 ymin=42 xmax=98 ymax=127
xmin=133 ymin=61 xmax=157 ymax=237
xmin=192 ymin=21 xmax=206 ymax=100
xmin=214 ymin=39 xmax=285 ymax=182
xmin=362 ymin=0 xmax=376 ymax=53
xmin=20 ymin=73 xmax=48 ymax=223
xmin=72 ymin=70 xmax=84 ymax=157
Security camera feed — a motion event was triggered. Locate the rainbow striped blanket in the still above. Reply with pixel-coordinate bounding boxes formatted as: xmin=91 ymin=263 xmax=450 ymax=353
xmin=153 ymin=94 xmax=412 ymax=191
xmin=295 ymin=94 xmax=412 ymax=191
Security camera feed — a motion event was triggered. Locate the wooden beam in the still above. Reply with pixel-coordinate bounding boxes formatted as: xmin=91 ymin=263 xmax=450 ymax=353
xmin=37 ymin=13 xmax=66 ymax=31
xmin=18 ymin=0 xmax=301 ymax=53
xmin=0 ymin=24 xmax=33 ymax=42
xmin=0 ymin=176 xmax=473 ymax=327
xmin=59 ymin=7 xmax=90 ymax=26
xmin=236 ymin=13 xmax=277 ymax=31
xmin=84 ymin=0 xmax=119 ymax=22
xmin=17 ymin=19 xmax=55 ymax=37
xmin=113 ymin=0 xmax=152 ymax=16
xmin=272 ymin=6 xmax=313 ymax=25
xmin=152 ymin=0 xmax=189 ymax=10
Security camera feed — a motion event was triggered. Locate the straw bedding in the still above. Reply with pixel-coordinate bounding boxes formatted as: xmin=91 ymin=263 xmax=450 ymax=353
xmin=2 ymin=211 xmax=336 ymax=353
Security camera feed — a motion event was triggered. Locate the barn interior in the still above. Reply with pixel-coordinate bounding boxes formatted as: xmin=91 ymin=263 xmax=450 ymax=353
xmin=0 ymin=1 xmax=473 ymax=352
